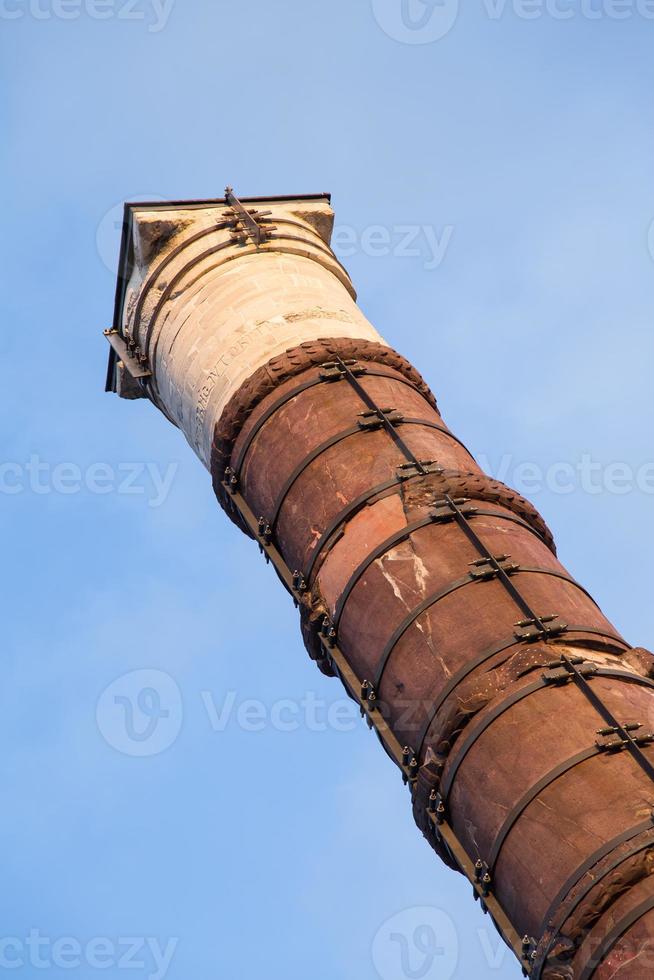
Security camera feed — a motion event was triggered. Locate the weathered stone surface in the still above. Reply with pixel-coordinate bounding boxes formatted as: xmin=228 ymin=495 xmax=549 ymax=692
xmin=113 ymin=197 xmax=384 ymax=466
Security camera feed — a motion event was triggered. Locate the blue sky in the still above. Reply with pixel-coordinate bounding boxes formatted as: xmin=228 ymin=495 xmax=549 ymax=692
xmin=2 ymin=2 xmax=654 ymax=978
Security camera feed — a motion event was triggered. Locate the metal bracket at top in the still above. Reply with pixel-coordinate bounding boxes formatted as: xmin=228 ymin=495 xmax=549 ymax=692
xmin=224 ymin=186 xmax=275 ymax=246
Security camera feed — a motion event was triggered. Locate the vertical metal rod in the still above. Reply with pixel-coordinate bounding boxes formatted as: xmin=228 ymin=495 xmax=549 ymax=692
xmin=443 ymin=494 xmax=545 ymax=626
xmin=562 ymin=655 xmax=654 ymax=784
xmin=335 ymin=355 xmax=428 ymax=473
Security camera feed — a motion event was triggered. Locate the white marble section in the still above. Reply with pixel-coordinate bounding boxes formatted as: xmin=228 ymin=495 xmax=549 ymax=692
xmin=121 ymin=199 xmax=385 ymax=468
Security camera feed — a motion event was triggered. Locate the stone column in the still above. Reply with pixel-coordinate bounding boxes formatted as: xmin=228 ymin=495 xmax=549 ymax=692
xmin=106 ymin=192 xmax=654 ymax=979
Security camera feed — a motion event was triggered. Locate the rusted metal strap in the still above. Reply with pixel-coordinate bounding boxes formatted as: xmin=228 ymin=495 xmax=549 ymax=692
xmin=334 ymin=353 xmax=428 ymax=470
xmin=533 ymin=823 xmax=654 ymax=979
xmin=432 ymin=496 xmax=593 ymax=642
xmin=438 ymin=668 xmax=654 ymax=809
xmin=134 ymin=212 xmax=354 ymax=350
xmin=418 ymin=495 xmax=652 ymax=799
xmin=437 ymin=493 xmax=552 ymax=626
xmin=230 ymin=368 xmax=434 ymax=481
xmin=333 ymin=514 xmax=438 ymax=632
xmin=132 ymin=214 xmax=347 ymax=350
xmin=304 ymin=463 xmax=444 ymax=584
xmin=439 ymin=678 xmax=561 ymax=807
xmin=131 ymin=219 xmax=233 ymax=359
xmin=142 ymin=237 xmax=236 ymax=370
xmin=308 ymin=497 xmax=552 ymax=588
xmin=373 ymin=574 xmax=493 ymax=691
xmin=268 ymin=418 xmax=467 ymax=537
xmin=488 ymin=746 xmax=610 ymax=877
xmin=423 ymin=485 xmax=554 ymax=555
xmin=269 ymin=424 xmax=364 ymax=532
xmin=560 ymin=654 xmax=654 ymax=788
xmin=230 ymin=375 xmax=337 ymax=479
xmin=221 ymin=477 xmax=413 ymax=778
xmin=373 ymin=568 xmax=600 ymax=696
xmin=334 ymin=355 xmax=475 ymax=465
xmin=144 ymin=232 xmax=349 ymax=384
xmin=414 ymin=628 xmax=631 ymax=762
xmin=331 ymin=509 xmax=555 ymax=641
xmin=426 ymin=812 xmax=529 ymax=970
xmin=577 ymin=892 xmax=654 ymax=980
